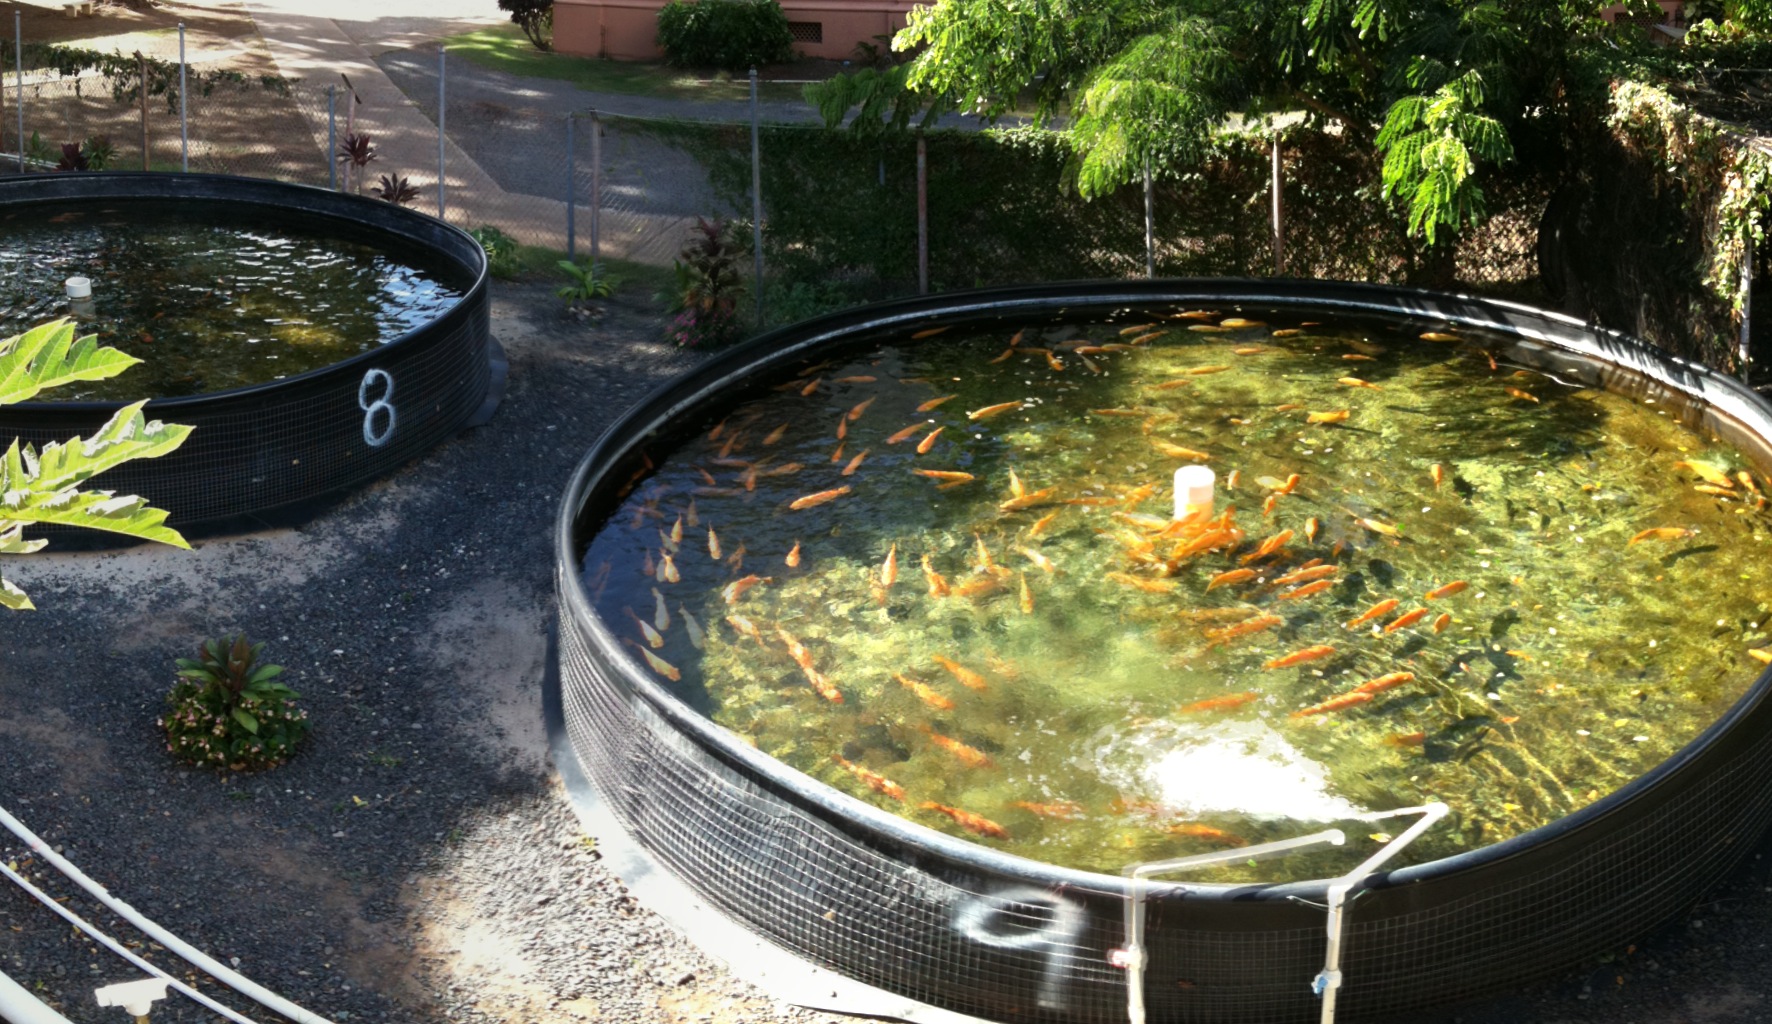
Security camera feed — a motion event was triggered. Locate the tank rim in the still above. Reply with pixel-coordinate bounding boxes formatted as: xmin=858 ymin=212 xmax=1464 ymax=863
xmin=0 ymin=171 xmax=489 ymax=411
xmin=554 ymin=276 xmax=1772 ymax=903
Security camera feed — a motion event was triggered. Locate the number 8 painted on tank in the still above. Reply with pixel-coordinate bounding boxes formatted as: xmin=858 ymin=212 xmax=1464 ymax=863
xmin=359 ymin=368 xmax=396 ymax=448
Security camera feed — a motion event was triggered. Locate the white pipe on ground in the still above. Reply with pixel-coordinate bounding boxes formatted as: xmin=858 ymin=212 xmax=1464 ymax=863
xmin=0 ymin=804 xmax=335 ymax=1024
xmin=0 ymin=967 xmax=73 ymax=1024
xmin=0 ymin=857 xmax=260 ymax=1024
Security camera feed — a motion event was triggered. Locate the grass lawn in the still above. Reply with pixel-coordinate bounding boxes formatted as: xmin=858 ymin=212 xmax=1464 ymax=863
xmin=444 ymin=25 xmax=819 ymax=103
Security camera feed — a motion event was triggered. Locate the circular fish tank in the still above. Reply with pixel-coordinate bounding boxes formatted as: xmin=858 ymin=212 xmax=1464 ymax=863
xmin=551 ymin=280 xmax=1772 ymax=1023
xmin=0 ymin=173 xmax=497 ymax=529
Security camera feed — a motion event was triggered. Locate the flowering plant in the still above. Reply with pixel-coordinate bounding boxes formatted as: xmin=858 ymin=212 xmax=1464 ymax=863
xmin=159 ymin=635 xmax=308 ymax=771
xmin=667 ymin=303 xmax=743 ymax=348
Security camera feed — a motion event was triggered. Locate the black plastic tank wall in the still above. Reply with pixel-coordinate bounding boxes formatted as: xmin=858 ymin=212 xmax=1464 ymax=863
xmin=552 ymin=280 xmax=1772 ymax=1023
xmin=0 ymin=173 xmax=497 ymax=530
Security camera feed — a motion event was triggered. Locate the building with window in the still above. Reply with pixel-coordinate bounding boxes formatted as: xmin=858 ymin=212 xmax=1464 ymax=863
xmin=552 ymin=0 xmax=916 ymax=62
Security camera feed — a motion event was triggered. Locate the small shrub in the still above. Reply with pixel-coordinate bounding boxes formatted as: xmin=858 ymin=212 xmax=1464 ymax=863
xmin=556 ymin=258 xmax=620 ymax=304
xmin=54 ymin=142 xmax=87 ymax=172
xmin=372 ymin=173 xmax=421 ymax=205
xmin=498 ymin=0 xmax=553 ymax=51
xmin=81 ymin=134 xmax=113 ymax=170
xmin=160 ymin=635 xmax=309 ymax=772
xmin=764 ymin=279 xmax=856 ymax=327
xmin=656 ymin=0 xmax=793 ymax=72
xmin=660 ymin=216 xmax=749 ymax=347
xmin=469 ymin=225 xmax=525 ymax=279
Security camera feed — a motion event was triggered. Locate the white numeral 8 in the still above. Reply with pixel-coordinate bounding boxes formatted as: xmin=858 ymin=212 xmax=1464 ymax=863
xmin=359 ymin=368 xmax=396 ymax=448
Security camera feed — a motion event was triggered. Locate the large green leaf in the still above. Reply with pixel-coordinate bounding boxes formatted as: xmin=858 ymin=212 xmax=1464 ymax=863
xmin=0 ymin=319 xmax=142 ymax=406
xmin=3 ymin=401 xmax=192 ymax=493
xmin=0 ymin=575 xmax=30 ymax=611
xmin=0 ymin=486 xmax=188 ymax=547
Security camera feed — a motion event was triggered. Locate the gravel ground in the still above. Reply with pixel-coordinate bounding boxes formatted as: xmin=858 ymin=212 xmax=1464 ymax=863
xmin=0 ymin=281 xmax=842 ymax=1024
xmin=5 ymin=280 xmax=1772 ymax=1024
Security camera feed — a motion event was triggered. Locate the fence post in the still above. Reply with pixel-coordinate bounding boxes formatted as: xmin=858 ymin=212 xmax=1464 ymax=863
xmin=917 ymin=130 xmax=928 ymax=295
xmin=750 ymin=67 xmax=764 ymax=326
xmin=136 ymin=51 xmax=149 ymax=171
xmin=1741 ymin=233 xmax=1754 ymax=379
xmin=14 ymin=9 xmax=22 ymax=173
xmin=436 ymin=44 xmax=446 ymax=221
xmin=1143 ymin=156 xmax=1155 ymax=279
xmin=327 ymin=85 xmax=337 ymax=190
xmin=178 ymin=23 xmax=187 ymax=172
xmin=590 ymin=109 xmax=601 ymax=266
xmin=565 ymin=113 xmax=575 ymax=260
xmin=1270 ymin=130 xmax=1285 ymax=276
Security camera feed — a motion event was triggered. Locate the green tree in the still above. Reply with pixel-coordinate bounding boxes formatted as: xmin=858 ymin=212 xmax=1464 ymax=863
xmin=0 ymin=319 xmax=192 ymax=610
xmin=815 ymin=1 xmax=1654 ymax=245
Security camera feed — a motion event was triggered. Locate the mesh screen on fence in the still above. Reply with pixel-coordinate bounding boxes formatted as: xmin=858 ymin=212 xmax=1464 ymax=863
xmin=0 ymin=54 xmax=1552 ymax=325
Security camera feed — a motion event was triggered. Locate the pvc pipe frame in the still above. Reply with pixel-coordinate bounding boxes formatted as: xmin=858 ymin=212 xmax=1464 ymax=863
xmin=1119 ymin=802 xmax=1448 ymax=1024
xmin=0 ymin=857 xmax=260 ymax=1024
xmin=0 ymin=966 xmax=71 ymax=1024
xmin=0 ymin=804 xmax=336 ymax=1024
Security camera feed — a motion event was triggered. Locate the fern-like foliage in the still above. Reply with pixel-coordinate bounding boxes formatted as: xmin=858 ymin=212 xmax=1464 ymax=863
xmin=1374 ymin=70 xmax=1513 ymax=244
xmin=0 ymin=319 xmax=192 ymax=610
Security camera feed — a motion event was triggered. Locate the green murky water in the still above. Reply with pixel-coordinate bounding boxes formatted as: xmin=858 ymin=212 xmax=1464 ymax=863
xmin=579 ymin=307 xmax=1772 ymax=882
xmin=0 ymin=199 xmax=466 ymax=401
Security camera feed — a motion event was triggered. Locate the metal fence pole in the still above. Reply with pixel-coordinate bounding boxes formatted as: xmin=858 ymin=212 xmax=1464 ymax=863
xmin=916 ymin=131 xmax=928 ymax=295
xmin=590 ymin=109 xmax=601 ymax=265
xmin=1271 ymin=131 xmax=1285 ymax=276
xmin=565 ymin=113 xmax=576 ymax=260
xmin=436 ymin=44 xmax=446 ymax=221
xmin=1143 ymin=157 xmax=1155 ymax=279
xmin=749 ymin=68 xmax=763 ymax=326
xmin=136 ymin=51 xmax=148 ymax=171
xmin=178 ymin=23 xmax=187 ymax=172
xmin=327 ymin=85 xmax=337 ymax=190
xmin=14 ymin=9 xmax=21 ymax=173
xmin=1741 ymin=233 xmax=1754 ymax=379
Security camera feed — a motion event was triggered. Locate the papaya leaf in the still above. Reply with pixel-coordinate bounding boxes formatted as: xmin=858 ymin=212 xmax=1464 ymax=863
xmin=0 ymin=319 xmax=141 ymax=405
xmin=0 ymin=575 xmax=30 ymax=611
xmin=0 ymin=486 xmax=188 ymax=546
xmin=13 ymin=402 xmax=193 ymax=493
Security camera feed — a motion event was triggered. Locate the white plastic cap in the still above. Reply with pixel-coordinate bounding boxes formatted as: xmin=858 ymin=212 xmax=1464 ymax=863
xmin=1172 ymin=464 xmax=1216 ymax=521
xmin=95 ymin=978 xmax=168 ymax=1017
xmin=64 ymin=276 xmax=91 ymax=299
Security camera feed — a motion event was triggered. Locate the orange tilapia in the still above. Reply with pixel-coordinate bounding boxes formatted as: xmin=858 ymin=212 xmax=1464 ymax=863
xmin=920 ymin=801 xmax=1008 ymax=838
xmin=1345 ymin=598 xmax=1400 ymax=628
xmin=833 ymin=756 xmax=903 ymax=800
xmin=932 ymin=654 xmax=988 ymax=690
xmin=722 ymin=575 xmax=771 ymax=604
xmin=968 ymin=401 xmax=1023 ymax=421
xmin=1179 ymin=691 xmax=1259 ymax=713
xmin=886 ymin=422 xmax=926 ymax=445
xmin=1011 ymin=800 xmax=1084 ymax=820
xmin=1306 ymin=410 xmax=1350 ymax=424
xmin=917 ymin=427 xmax=944 ymax=454
xmin=1384 ymin=608 xmax=1431 ymax=633
xmin=1277 ymin=579 xmax=1334 ymax=601
xmin=1628 ymin=526 xmax=1696 ymax=545
xmin=920 ymin=728 xmax=994 ymax=769
xmin=895 ymin=673 xmax=954 ymax=711
xmin=1273 ymin=564 xmax=1337 ymax=586
xmin=1425 ymin=580 xmax=1469 ymax=600
xmin=1205 ymin=613 xmax=1283 ymax=646
xmin=1207 ymin=568 xmax=1258 ymax=591
xmin=917 ymin=394 xmax=957 ymax=412
xmin=1352 ymin=671 xmax=1416 ymax=695
xmin=1290 ymin=691 xmax=1373 ymax=718
xmin=1263 ymin=645 xmax=1336 ymax=669
xmin=789 ymin=486 xmax=852 ymax=510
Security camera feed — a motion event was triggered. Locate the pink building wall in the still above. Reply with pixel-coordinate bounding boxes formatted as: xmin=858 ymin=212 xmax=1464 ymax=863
xmin=554 ymin=0 xmax=917 ymax=62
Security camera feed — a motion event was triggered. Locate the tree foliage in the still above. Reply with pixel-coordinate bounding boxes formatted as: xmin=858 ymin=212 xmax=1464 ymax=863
xmin=0 ymin=319 xmax=192 ymax=611
xmin=498 ymin=0 xmax=554 ymax=52
xmin=817 ymin=0 xmax=1660 ymax=244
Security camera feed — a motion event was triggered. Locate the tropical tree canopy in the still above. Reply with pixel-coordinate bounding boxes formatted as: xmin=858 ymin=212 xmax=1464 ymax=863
xmin=813 ymin=1 xmax=1689 ymax=243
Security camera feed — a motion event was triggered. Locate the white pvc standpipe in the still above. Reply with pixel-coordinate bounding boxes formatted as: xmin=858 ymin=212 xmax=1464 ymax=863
xmin=1122 ymin=828 xmax=1347 ymax=1024
xmin=0 ymin=967 xmax=72 ymax=1024
xmin=0 ymin=804 xmax=336 ymax=1024
xmin=0 ymin=858 xmax=260 ymax=1024
xmin=1314 ymin=803 xmax=1450 ymax=1024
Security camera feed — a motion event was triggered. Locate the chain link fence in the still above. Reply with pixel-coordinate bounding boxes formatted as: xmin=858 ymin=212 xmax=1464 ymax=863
xmin=0 ymin=49 xmax=1553 ymax=327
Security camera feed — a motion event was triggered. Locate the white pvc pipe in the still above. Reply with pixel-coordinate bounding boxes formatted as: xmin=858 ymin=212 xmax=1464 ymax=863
xmin=1315 ymin=802 xmax=1450 ymax=1024
xmin=0 ymin=967 xmax=72 ymax=1024
xmin=0 ymin=858 xmax=260 ymax=1024
xmin=1123 ymin=828 xmax=1346 ymax=1024
xmin=0 ymin=804 xmax=335 ymax=1024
